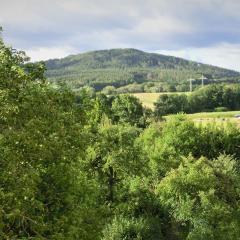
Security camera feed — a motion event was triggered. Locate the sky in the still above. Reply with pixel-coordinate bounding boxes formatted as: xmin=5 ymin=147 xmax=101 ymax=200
xmin=1 ymin=0 xmax=240 ymax=71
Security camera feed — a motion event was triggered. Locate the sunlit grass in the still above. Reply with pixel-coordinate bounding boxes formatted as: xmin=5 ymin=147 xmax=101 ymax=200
xmin=165 ymin=111 xmax=240 ymax=127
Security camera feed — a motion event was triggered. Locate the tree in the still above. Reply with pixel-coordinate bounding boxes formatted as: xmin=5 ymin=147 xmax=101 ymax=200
xmin=154 ymin=94 xmax=189 ymax=117
xmin=158 ymin=155 xmax=240 ymax=240
xmin=111 ymin=94 xmax=145 ymax=127
xmin=145 ymin=115 xmax=198 ymax=177
xmin=86 ymin=123 xmax=144 ymax=203
xmin=188 ymin=85 xmax=224 ymax=112
xmin=102 ymin=85 xmax=117 ymax=95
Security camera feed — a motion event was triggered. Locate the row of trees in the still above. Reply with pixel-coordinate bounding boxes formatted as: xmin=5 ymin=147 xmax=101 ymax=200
xmin=154 ymin=84 xmax=240 ymax=116
xmin=101 ymin=82 xmax=181 ymax=95
xmin=1 ymin=33 xmax=240 ymax=239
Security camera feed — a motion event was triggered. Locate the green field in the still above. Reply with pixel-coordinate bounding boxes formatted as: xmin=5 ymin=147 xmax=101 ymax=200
xmin=132 ymin=92 xmax=189 ymax=109
xmin=184 ymin=111 xmax=240 ymax=119
xmin=166 ymin=111 xmax=240 ymax=127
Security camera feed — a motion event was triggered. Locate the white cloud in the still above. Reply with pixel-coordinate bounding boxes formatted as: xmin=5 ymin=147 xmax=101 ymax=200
xmin=25 ymin=46 xmax=77 ymax=62
xmin=1 ymin=0 xmax=240 ymax=71
xmin=135 ymin=16 xmax=193 ymax=35
xmin=157 ymin=43 xmax=240 ymax=71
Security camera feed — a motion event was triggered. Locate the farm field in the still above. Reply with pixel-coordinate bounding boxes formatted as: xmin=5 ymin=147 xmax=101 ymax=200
xmin=166 ymin=111 xmax=240 ymax=127
xmin=132 ymin=92 xmax=189 ymax=109
xmin=184 ymin=111 xmax=240 ymax=119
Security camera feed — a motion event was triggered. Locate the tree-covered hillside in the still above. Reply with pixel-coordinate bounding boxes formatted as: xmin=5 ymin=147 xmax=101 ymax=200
xmin=45 ymin=48 xmax=240 ymax=92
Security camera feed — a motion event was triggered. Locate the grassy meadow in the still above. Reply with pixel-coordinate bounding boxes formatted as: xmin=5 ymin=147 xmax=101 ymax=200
xmin=166 ymin=111 xmax=240 ymax=127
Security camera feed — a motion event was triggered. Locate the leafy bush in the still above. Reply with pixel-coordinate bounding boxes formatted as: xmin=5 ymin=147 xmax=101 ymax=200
xmin=214 ymin=106 xmax=228 ymax=112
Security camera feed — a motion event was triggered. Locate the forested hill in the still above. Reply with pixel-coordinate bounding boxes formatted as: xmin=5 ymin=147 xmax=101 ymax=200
xmin=45 ymin=48 xmax=240 ymax=92
xmin=45 ymin=48 xmax=237 ymax=71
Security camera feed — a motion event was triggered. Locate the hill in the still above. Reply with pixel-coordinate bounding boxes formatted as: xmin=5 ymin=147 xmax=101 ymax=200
xmin=45 ymin=48 xmax=240 ymax=92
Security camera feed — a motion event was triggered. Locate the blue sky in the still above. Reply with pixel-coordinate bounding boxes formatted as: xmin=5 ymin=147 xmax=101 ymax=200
xmin=1 ymin=0 xmax=240 ymax=71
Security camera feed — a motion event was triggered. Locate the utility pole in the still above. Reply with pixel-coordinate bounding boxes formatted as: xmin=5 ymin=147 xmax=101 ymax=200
xmin=188 ymin=78 xmax=194 ymax=92
xmin=201 ymin=74 xmax=204 ymax=87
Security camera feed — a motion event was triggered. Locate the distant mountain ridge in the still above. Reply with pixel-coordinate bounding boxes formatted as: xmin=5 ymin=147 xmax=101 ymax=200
xmin=45 ymin=48 xmax=239 ymax=71
xmin=45 ymin=48 xmax=240 ymax=91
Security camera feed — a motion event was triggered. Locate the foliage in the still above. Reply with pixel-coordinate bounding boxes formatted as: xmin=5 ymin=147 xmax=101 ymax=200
xmin=189 ymin=84 xmax=240 ymax=112
xmin=154 ymin=94 xmax=189 ymax=116
xmin=86 ymin=123 xmax=143 ymax=203
xmin=111 ymin=94 xmax=146 ymax=127
xmin=158 ymin=155 xmax=240 ymax=240
xmin=154 ymin=84 xmax=240 ymax=116
xmin=102 ymin=215 xmax=163 ymax=240
xmin=0 ymin=35 xmax=102 ymax=239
